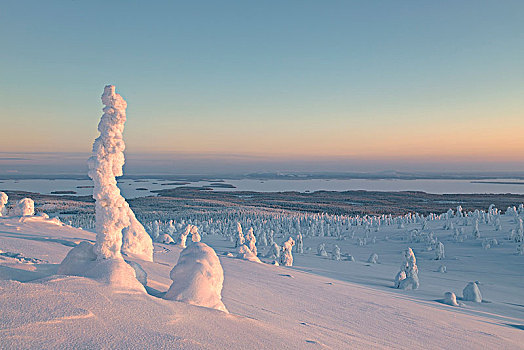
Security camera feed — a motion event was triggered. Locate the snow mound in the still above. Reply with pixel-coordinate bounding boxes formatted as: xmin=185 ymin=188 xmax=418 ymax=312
xmin=236 ymin=244 xmax=262 ymax=263
xmin=164 ymin=242 xmax=228 ymax=313
xmin=58 ymin=241 xmax=145 ymax=292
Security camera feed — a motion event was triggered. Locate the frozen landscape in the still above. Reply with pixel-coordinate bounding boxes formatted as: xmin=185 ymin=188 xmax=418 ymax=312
xmin=0 ymin=86 xmax=523 ymax=349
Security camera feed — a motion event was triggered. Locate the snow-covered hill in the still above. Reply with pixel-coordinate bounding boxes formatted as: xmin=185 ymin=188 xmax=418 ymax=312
xmin=0 ymin=215 xmax=522 ymax=349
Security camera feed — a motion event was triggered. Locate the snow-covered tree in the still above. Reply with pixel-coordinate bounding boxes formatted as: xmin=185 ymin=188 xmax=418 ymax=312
xmin=395 ymin=248 xmax=419 ymax=290
xmin=152 ymin=221 xmax=160 ymax=241
xmin=317 ymin=243 xmax=328 ymax=257
xmin=87 ymin=85 xmax=136 ymax=260
xmin=17 ymin=198 xmax=34 ymax=216
xmin=190 ymin=225 xmax=201 ymax=243
xmin=435 ymin=241 xmax=445 ymax=260
xmin=245 ymin=227 xmax=257 ymax=255
xmin=236 ymin=244 xmax=261 ymax=263
xmin=332 ymin=245 xmax=341 ymax=261
xmin=164 ymin=242 xmax=228 ymax=312
xmin=234 ymin=222 xmax=245 ymax=248
xmin=367 ymin=253 xmax=378 ymax=264
xmin=462 ymin=282 xmax=482 ymax=302
xmin=179 ymin=225 xmax=191 ymax=248
xmin=444 ymin=292 xmax=460 ymax=306
xmin=295 ymin=233 xmax=303 ymax=254
xmin=0 ymin=192 xmax=7 ymax=216
xmin=266 ymin=242 xmax=280 ymax=259
xmin=473 ymin=219 xmax=480 ymax=239
xmin=258 ymin=230 xmax=268 ymax=246
xmin=280 ymin=237 xmax=295 ymax=266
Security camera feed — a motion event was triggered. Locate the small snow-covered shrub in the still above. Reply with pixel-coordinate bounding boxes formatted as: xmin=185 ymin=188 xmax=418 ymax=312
xmin=444 ymin=292 xmax=459 ymax=306
xmin=462 ymin=282 xmax=482 ymax=302
xmin=164 ymin=242 xmax=228 ymax=313
xmin=17 ymin=198 xmax=35 ymax=216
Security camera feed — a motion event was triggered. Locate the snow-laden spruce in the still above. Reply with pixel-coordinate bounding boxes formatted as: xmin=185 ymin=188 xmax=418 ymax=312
xmin=317 ymin=243 xmax=328 ymax=257
xmin=164 ymin=242 xmax=228 ymax=313
xmin=395 ymin=248 xmax=419 ymax=290
xmin=295 ymin=233 xmax=304 ymax=254
xmin=435 ymin=241 xmax=445 ymax=260
xmin=190 ymin=225 xmax=201 ymax=243
xmin=17 ymin=198 xmax=35 ymax=216
xmin=245 ymin=227 xmax=257 ymax=255
xmin=266 ymin=242 xmax=280 ymax=259
xmin=280 ymin=237 xmax=295 ymax=266
xmin=179 ymin=224 xmax=191 ymax=248
xmin=0 ymin=192 xmax=7 ymax=216
xmin=234 ymin=222 xmax=245 ymax=248
xmin=87 ymin=85 xmax=152 ymax=261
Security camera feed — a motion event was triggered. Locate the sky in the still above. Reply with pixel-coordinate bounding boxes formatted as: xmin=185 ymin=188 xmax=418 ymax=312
xmin=0 ymin=1 xmax=523 ymax=174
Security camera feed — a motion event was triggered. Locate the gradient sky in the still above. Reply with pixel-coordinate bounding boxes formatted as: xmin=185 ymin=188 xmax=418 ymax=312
xmin=1 ymin=1 xmax=523 ymax=173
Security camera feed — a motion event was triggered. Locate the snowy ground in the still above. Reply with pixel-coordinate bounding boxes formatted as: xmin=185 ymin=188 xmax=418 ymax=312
xmin=0 ymin=215 xmax=522 ymax=349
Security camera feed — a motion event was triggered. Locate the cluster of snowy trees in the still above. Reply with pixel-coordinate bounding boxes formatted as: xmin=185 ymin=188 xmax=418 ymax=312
xmin=0 ymin=192 xmax=36 ymax=217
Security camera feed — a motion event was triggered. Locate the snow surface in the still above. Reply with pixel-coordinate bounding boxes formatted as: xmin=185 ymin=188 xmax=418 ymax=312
xmin=0 ymin=216 xmax=522 ymax=349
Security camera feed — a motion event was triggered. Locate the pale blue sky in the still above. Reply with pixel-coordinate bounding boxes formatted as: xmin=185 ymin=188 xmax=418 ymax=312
xmin=1 ymin=1 xmax=523 ymax=173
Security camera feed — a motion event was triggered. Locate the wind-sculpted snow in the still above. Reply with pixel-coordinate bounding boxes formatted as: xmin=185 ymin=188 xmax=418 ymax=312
xmin=164 ymin=242 xmax=228 ymax=312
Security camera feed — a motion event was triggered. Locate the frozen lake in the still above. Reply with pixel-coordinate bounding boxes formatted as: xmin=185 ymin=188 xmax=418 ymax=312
xmin=2 ymin=178 xmax=524 ymax=198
